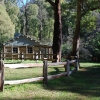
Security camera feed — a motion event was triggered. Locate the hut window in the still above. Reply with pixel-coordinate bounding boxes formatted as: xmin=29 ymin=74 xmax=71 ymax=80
xmin=28 ymin=47 xmax=32 ymax=53
xmin=13 ymin=47 xmax=18 ymax=53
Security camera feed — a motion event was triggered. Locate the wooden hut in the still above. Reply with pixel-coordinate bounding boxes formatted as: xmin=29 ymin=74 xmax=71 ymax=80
xmin=1 ymin=35 xmax=53 ymax=60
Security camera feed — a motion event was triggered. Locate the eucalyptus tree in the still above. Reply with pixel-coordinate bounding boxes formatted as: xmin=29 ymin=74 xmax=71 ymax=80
xmin=0 ymin=3 xmax=15 ymax=47
xmin=70 ymin=0 xmax=100 ymax=57
xmin=71 ymin=0 xmax=81 ymax=57
xmin=26 ymin=4 xmax=39 ymax=39
xmin=46 ymin=0 xmax=62 ymax=62
xmin=34 ymin=0 xmax=48 ymax=41
xmin=17 ymin=0 xmax=31 ymax=35
xmin=4 ymin=0 xmax=20 ymax=33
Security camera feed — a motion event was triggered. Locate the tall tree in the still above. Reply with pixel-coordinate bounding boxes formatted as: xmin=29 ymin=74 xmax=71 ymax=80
xmin=71 ymin=0 xmax=100 ymax=56
xmin=26 ymin=4 xmax=39 ymax=37
xmin=71 ymin=0 xmax=81 ymax=56
xmin=46 ymin=0 xmax=62 ymax=62
xmin=35 ymin=0 xmax=48 ymax=41
xmin=0 ymin=4 xmax=15 ymax=49
xmin=4 ymin=0 xmax=20 ymax=33
xmin=17 ymin=0 xmax=30 ymax=35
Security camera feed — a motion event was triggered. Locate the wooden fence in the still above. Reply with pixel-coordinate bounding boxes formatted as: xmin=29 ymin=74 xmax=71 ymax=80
xmin=0 ymin=52 xmax=55 ymax=61
xmin=0 ymin=57 xmax=79 ymax=92
xmin=43 ymin=58 xmax=79 ymax=84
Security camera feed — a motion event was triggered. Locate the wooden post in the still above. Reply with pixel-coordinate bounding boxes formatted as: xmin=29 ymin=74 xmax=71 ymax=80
xmin=3 ymin=46 xmax=5 ymax=60
xmin=64 ymin=63 xmax=67 ymax=72
xmin=35 ymin=53 xmax=38 ymax=62
xmin=0 ymin=60 xmax=4 ymax=92
xmin=67 ymin=60 xmax=70 ymax=77
xmin=11 ymin=46 xmax=12 ymax=60
xmin=25 ymin=46 xmax=27 ymax=60
xmin=45 ymin=47 xmax=46 ymax=58
xmin=47 ymin=47 xmax=49 ymax=59
xmin=21 ymin=52 xmax=24 ymax=62
xmin=43 ymin=58 xmax=48 ymax=84
xmin=0 ymin=52 xmax=2 ymax=60
xmin=76 ymin=58 xmax=79 ymax=71
xmin=32 ymin=46 xmax=34 ymax=60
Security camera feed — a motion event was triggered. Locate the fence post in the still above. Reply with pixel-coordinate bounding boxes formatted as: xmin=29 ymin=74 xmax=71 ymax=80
xmin=0 ymin=52 xmax=1 ymax=60
xmin=0 ymin=60 xmax=4 ymax=92
xmin=35 ymin=53 xmax=38 ymax=62
xmin=66 ymin=60 xmax=70 ymax=77
xmin=76 ymin=58 xmax=79 ymax=71
xmin=21 ymin=52 xmax=24 ymax=62
xmin=43 ymin=58 xmax=48 ymax=84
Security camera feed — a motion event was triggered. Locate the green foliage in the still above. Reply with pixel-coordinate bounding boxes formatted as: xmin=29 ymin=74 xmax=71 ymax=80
xmin=26 ymin=4 xmax=39 ymax=38
xmin=4 ymin=0 xmax=21 ymax=33
xmin=0 ymin=4 xmax=15 ymax=44
xmin=92 ymin=33 xmax=100 ymax=56
xmin=81 ymin=12 xmax=96 ymax=34
xmin=62 ymin=43 xmax=72 ymax=55
xmin=27 ymin=4 xmax=39 ymax=18
xmin=0 ymin=0 xmax=100 ymax=61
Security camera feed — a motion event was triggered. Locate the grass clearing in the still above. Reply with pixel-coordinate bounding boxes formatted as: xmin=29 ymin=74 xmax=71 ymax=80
xmin=1 ymin=62 xmax=100 ymax=100
xmin=5 ymin=66 xmax=65 ymax=80
xmin=4 ymin=60 xmax=43 ymax=64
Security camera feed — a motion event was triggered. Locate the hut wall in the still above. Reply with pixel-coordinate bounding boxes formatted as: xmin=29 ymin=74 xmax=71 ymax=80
xmin=3 ymin=45 xmax=53 ymax=60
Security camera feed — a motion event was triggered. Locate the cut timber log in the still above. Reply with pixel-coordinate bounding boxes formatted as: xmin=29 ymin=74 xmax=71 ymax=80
xmin=48 ymin=72 xmax=67 ymax=80
xmin=4 ymin=77 xmax=44 ymax=85
xmin=4 ymin=72 xmax=67 ymax=85
xmin=48 ymin=62 xmax=66 ymax=66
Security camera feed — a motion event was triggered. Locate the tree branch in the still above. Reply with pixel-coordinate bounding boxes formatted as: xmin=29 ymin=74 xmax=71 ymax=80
xmin=46 ymin=0 xmax=55 ymax=7
xmin=81 ymin=0 xmax=100 ymax=17
xmin=81 ymin=6 xmax=100 ymax=17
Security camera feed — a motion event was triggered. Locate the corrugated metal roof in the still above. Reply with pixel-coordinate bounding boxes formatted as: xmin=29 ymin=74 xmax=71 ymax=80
xmin=3 ymin=35 xmax=40 ymax=46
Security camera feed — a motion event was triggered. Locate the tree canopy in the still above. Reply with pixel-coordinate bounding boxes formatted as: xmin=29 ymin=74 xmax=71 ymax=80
xmin=0 ymin=4 xmax=15 ymax=44
xmin=0 ymin=0 xmax=100 ymax=61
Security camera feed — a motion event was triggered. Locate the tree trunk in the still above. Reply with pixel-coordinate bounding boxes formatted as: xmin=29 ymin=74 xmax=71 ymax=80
xmin=24 ymin=6 xmax=29 ymax=35
xmin=72 ymin=0 xmax=81 ymax=56
xmin=52 ymin=0 xmax=62 ymax=62
xmin=46 ymin=0 xmax=62 ymax=62
xmin=38 ymin=23 xmax=42 ymax=41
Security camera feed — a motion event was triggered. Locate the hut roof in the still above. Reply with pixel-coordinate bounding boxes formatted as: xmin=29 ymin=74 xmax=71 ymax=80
xmin=3 ymin=34 xmax=40 ymax=46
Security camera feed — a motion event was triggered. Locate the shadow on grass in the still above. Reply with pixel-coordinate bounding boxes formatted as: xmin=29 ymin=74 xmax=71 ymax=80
xmin=2 ymin=65 xmax=100 ymax=100
xmin=48 ymin=67 xmax=65 ymax=75
xmin=43 ymin=65 xmax=100 ymax=97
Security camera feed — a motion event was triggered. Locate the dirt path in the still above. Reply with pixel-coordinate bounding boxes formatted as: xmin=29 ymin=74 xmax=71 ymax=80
xmin=4 ymin=63 xmax=43 ymax=68
xmin=4 ymin=62 xmax=66 ymax=68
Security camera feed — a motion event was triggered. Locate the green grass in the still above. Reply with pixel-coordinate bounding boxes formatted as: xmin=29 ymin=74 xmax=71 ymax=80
xmin=1 ymin=62 xmax=100 ymax=100
xmin=5 ymin=67 xmax=65 ymax=80
xmin=4 ymin=60 xmax=43 ymax=64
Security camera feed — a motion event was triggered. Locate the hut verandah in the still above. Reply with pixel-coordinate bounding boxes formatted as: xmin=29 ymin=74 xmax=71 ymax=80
xmin=1 ymin=35 xmax=53 ymax=60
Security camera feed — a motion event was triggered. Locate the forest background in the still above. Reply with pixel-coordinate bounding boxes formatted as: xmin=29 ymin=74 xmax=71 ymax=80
xmin=0 ymin=0 xmax=100 ymax=62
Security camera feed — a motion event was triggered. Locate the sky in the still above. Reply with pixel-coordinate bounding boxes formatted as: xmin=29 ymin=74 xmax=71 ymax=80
xmin=23 ymin=0 xmax=30 ymax=4
xmin=18 ymin=0 xmax=30 ymax=7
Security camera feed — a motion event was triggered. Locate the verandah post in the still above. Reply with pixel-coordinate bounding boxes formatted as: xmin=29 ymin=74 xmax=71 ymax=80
xmin=66 ymin=60 xmax=70 ymax=77
xmin=0 ymin=60 xmax=4 ymax=92
xmin=43 ymin=58 xmax=48 ymax=84
xmin=21 ymin=52 xmax=24 ymax=62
